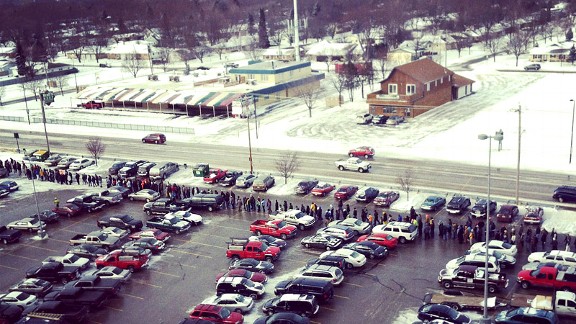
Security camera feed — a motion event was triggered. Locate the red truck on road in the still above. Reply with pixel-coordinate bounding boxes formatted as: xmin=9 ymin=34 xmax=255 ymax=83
xmin=81 ymin=101 xmax=104 ymax=109
xmin=249 ymin=219 xmax=297 ymax=240
xmin=226 ymin=238 xmax=281 ymax=262
xmin=517 ymin=266 xmax=576 ymax=291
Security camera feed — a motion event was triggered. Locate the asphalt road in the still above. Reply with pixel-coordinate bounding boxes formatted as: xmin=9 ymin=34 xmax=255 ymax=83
xmin=0 ymin=178 xmax=551 ymax=324
xmin=0 ymin=128 xmax=570 ymax=207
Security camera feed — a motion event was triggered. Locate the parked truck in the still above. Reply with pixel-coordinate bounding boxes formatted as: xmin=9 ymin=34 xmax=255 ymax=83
xmin=97 ymin=214 xmax=143 ymax=232
xmin=517 ymin=266 xmax=576 ymax=291
xmin=226 ymin=238 xmax=281 ymax=262
xmin=249 ymin=219 xmax=297 ymax=240
xmin=0 ymin=225 xmax=22 ymax=244
xmin=26 ymin=262 xmax=80 ymax=284
xmin=511 ymin=291 xmax=576 ymax=318
xmin=43 ymin=253 xmax=91 ymax=270
xmin=69 ymin=231 xmax=121 ymax=250
xmin=334 ymin=157 xmax=371 ymax=173
xmin=142 ymin=198 xmax=185 ymax=215
xmin=64 ymin=275 xmax=123 ymax=294
xmin=269 ymin=209 xmax=316 ymax=231
xmin=43 ymin=287 xmax=109 ymax=310
xmin=145 ymin=216 xmax=191 ymax=234
xmin=24 ymin=300 xmax=89 ymax=323
xmin=95 ymin=249 xmax=149 ymax=272
xmin=438 ymin=265 xmax=509 ymax=293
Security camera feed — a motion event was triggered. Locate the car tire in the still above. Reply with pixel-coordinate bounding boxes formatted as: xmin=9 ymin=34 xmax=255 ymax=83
xmin=559 ymin=196 xmax=565 ymax=203
xmin=128 ymin=266 xmax=135 ymax=273
xmin=231 ymin=255 xmax=240 ymax=261
xmin=146 ymin=210 xmax=152 ymax=216
xmin=250 ymin=293 xmax=258 ymax=299
xmin=520 ymin=281 xmax=530 ymax=289
xmin=130 ymin=197 xmax=135 ymax=201
xmin=443 ymin=302 xmax=460 ymax=311
xmin=265 ymin=256 xmax=273 ymax=263
xmin=488 ymin=285 xmax=497 ymax=294
xmin=442 ymin=281 xmax=453 ymax=289
xmin=326 ymin=246 xmax=331 ymax=251
xmin=349 ymin=153 xmax=354 ymax=157
xmin=298 ymin=224 xmax=305 ymax=231
xmin=358 ymin=168 xmax=365 ymax=173
xmin=364 ymin=154 xmax=369 ymax=159
xmin=61 ymin=278 xmax=69 ymax=284
xmin=142 ymin=139 xmax=146 ymax=143
xmin=175 ymin=229 xmax=181 ymax=234
xmin=154 ymin=140 xmax=158 ymax=144
xmin=2 ymin=239 xmax=7 ymax=245
xmin=208 ymin=206 xmax=214 ymax=212
xmin=399 ymin=237 xmax=406 ymax=244
xmin=305 ymin=243 xmax=310 ymax=248
xmin=146 ymin=198 xmax=151 ymax=203
xmin=280 ymin=234 xmax=287 ymax=240
xmin=369 ymin=254 xmax=374 ymax=259
xmin=346 ymin=262 xmax=353 ymax=269
xmin=256 ymin=230 xmax=262 ymax=236
xmin=338 ymin=166 xmax=345 ymax=171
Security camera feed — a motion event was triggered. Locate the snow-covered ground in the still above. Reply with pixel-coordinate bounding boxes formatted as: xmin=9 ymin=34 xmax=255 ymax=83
xmin=2 ymin=39 xmax=576 ymax=238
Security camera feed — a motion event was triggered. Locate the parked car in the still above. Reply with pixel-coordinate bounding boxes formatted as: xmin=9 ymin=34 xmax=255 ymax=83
xmin=128 ymin=229 xmax=171 ymax=242
xmin=319 ymin=248 xmax=367 ymax=268
xmin=188 ymin=304 xmax=244 ymax=323
xmin=553 ymin=186 xmax=576 ymax=203
xmin=7 ymin=217 xmax=45 ymax=232
xmin=357 ymin=233 xmax=398 ymax=249
xmin=149 ymin=161 xmax=179 ymax=180
xmin=355 ymin=187 xmax=379 ymax=202
xmin=0 ymin=291 xmax=38 ymax=308
xmin=328 ymin=218 xmax=371 ymax=235
xmin=446 ymin=195 xmax=471 ymax=214
xmin=417 ymin=303 xmax=471 ymax=323
xmin=69 ymin=158 xmax=95 ymax=171
xmin=300 ymin=234 xmax=343 ymax=251
xmin=262 ymin=293 xmax=320 ymax=317
xmin=470 ymin=240 xmax=518 ymax=257
xmin=123 ymin=237 xmax=165 ymax=254
xmin=311 ymin=183 xmax=335 ymax=197
xmin=108 ymin=161 xmax=127 ymax=176
xmin=373 ymin=191 xmax=400 ymax=207
xmin=334 ymin=186 xmax=358 ymax=200
xmin=229 ymin=258 xmax=275 ymax=274
xmin=66 ymin=244 xmax=107 ymax=261
xmin=128 ymin=189 xmax=160 ymax=202
xmin=215 ymin=269 xmax=268 ymax=284
xmin=295 ymin=180 xmax=319 ymax=195
xmin=201 ymin=294 xmax=254 ymax=314
xmin=420 ymin=196 xmax=446 ymax=211
xmin=137 ymin=162 xmax=156 ymax=177
xmin=496 ymin=205 xmax=519 ymax=223
xmin=253 ymin=175 xmax=275 ymax=191
xmin=342 ymin=241 xmax=388 ymax=259
xmin=524 ymin=63 xmax=541 ymax=71
xmin=248 ymin=235 xmax=287 ymax=250
xmin=371 ymin=221 xmax=418 ymax=244
xmin=52 ymin=203 xmax=82 ymax=218
xmin=43 ymin=154 xmax=63 ymax=167
xmin=316 ymin=225 xmax=355 ymax=242
xmin=32 ymin=210 xmax=59 ymax=223
xmin=356 ymin=113 xmax=373 ymax=124
xmin=348 ymin=146 xmax=375 ymax=158
xmin=495 ymin=307 xmax=558 ymax=324
xmin=57 ymin=156 xmax=78 ymax=169
xmin=9 ymin=278 xmax=53 ymax=297
xmin=142 ymin=133 xmax=166 ymax=144
xmin=203 ymin=168 xmax=227 ymax=184
xmin=371 ymin=115 xmax=388 ymax=126
xmin=236 ymin=174 xmax=257 ymax=188
xmin=109 ymin=185 xmax=132 ymax=199
xmin=219 ymin=170 xmax=243 ymax=186
xmin=523 ymin=206 xmax=544 ymax=224
xmin=386 ymin=116 xmax=405 ymax=125
xmin=470 ymin=199 xmax=497 ymax=218
xmin=84 ymin=266 xmax=132 ymax=283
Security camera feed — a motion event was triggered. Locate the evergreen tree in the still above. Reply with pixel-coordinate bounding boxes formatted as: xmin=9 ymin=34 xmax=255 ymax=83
xmin=15 ymin=41 xmax=27 ymax=77
xmin=569 ymin=45 xmax=576 ymax=65
xmin=247 ymin=13 xmax=256 ymax=36
xmin=258 ymin=8 xmax=270 ymax=49
xmin=567 ymin=28 xmax=574 ymax=41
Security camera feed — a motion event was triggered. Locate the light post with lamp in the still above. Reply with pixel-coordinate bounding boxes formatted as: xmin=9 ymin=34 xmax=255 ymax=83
xmin=478 ymin=132 xmax=503 ymax=324
xmin=570 ymin=99 xmax=575 ymax=164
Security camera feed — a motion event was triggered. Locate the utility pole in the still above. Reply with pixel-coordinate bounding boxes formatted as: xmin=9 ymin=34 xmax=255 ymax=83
xmin=246 ymin=106 xmax=254 ymax=174
xmin=514 ymin=104 xmax=522 ymax=204
xmin=253 ymin=96 xmax=259 ymax=139
xmin=40 ymin=91 xmax=51 ymax=153
xmin=293 ymin=0 xmax=300 ymax=61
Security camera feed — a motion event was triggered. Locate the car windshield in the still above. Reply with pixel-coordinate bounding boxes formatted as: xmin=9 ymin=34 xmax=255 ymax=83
xmin=259 ymin=242 xmax=269 ymax=250
xmin=68 ymin=255 xmax=79 ymax=262
xmin=350 ymin=251 xmax=360 ymax=258
xmin=447 ymin=307 xmax=459 ymax=319
xmin=294 ymin=212 xmax=305 ymax=219
xmin=501 ymin=242 xmax=512 ymax=249
xmin=244 ymin=280 xmax=255 ymax=288
xmin=219 ymin=308 xmax=231 ymax=317
xmin=352 ymin=219 xmax=362 ymax=226
xmin=277 ymin=221 xmax=287 ymax=228
xmin=111 ymin=268 xmax=122 ymax=275
xmin=235 ymin=295 xmax=246 ymax=302
xmin=30 ymin=218 xmax=40 ymax=225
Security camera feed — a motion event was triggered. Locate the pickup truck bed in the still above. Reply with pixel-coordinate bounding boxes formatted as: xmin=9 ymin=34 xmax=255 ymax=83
xmin=0 ymin=225 xmax=22 ymax=244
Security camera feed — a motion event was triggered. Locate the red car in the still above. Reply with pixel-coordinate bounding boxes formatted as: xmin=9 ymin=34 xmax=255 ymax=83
xmin=128 ymin=229 xmax=171 ymax=242
xmin=52 ymin=203 xmax=81 ymax=218
xmin=142 ymin=133 xmax=166 ymax=144
xmin=311 ymin=183 xmax=335 ymax=197
xmin=373 ymin=191 xmax=400 ymax=207
xmin=334 ymin=186 xmax=358 ymax=200
xmin=204 ymin=168 xmax=227 ymax=184
xmin=523 ymin=206 xmax=544 ymax=224
xmin=348 ymin=146 xmax=375 ymax=158
xmin=357 ymin=233 xmax=398 ymax=249
xmin=189 ymin=304 xmax=244 ymax=323
xmin=215 ymin=269 xmax=268 ymax=283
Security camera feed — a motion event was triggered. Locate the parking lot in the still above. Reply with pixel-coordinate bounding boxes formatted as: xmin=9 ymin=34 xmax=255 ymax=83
xmin=0 ymin=176 xmax=556 ymax=324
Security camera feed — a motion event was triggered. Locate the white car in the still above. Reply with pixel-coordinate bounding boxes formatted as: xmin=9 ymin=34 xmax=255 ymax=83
xmin=43 ymin=254 xmax=90 ymax=270
xmin=0 ymin=291 xmax=38 ymax=308
xmin=99 ymin=227 xmax=129 ymax=238
xmin=85 ymin=266 xmax=132 ymax=283
xmin=128 ymin=189 xmax=160 ymax=202
xmin=316 ymin=225 xmax=355 ymax=241
xmin=164 ymin=211 xmax=203 ymax=226
xmin=470 ymin=240 xmax=518 ymax=257
xmin=527 ymin=250 xmax=576 ymax=267
xmin=201 ymin=293 xmax=254 ymax=314
xmin=7 ymin=217 xmax=45 ymax=232
xmin=296 ymin=264 xmax=344 ymax=286
xmin=320 ymin=248 xmax=367 ymax=268
xmin=56 ymin=156 xmax=78 ymax=169
xmin=69 ymin=158 xmax=95 ymax=171
xmin=328 ymin=218 xmax=371 ymax=235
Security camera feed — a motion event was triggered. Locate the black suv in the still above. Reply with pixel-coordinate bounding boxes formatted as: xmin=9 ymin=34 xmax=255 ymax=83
xmin=553 ymin=186 xmax=576 ymax=203
xmin=262 ymin=293 xmax=320 ymax=317
xmin=274 ymin=277 xmax=334 ymax=303
xmin=295 ymin=180 xmax=319 ymax=195
xmin=176 ymin=194 xmax=224 ymax=212
xmin=446 ymin=195 xmax=471 ymax=214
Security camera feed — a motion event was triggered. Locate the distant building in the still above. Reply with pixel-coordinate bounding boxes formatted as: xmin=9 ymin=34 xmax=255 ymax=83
xmin=367 ymin=58 xmax=474 ymax=118
xmin=529 ymin=42 xmax=575 ymax=62
xmin=305 ymin=40 xmax=360 ymax=62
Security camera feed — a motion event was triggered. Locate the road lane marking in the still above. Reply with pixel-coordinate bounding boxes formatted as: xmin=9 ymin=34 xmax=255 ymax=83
xmin=119 ymin=292 xmax=144 ymax=300
xmin=105 ymin=306 xmax=123 ymax=312
xmin=131 ymin=279 xmax=162 ymax=288
xmin=0 ymin=264 xmax=18 ymax=270
xmin=174 ymin=241 xmax=226 ymax=249
xmin=342 ymin=282 xmax=363 ymax=288
xmin=170 ymin=249 xmax=213 ymax=258
xmin=21 ymin=244 xmax=59 ymax=252
xmin=6 ymin=253 xmax=40 ymax=261
xmin=320 ymin=306 xmax=336 ymax=311
xmin=334 ymin=294 xmax=349 ymax=299
xmin=148 ymin=269 xmax=181 ymax=277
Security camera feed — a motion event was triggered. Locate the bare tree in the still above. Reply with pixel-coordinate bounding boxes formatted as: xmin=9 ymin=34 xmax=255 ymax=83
xmin=51 ymin=75 xmax=69 ymax=95
xmin=275 ymin=152 xmax=301 ymax=184
xmin=396 ymin=168 xmax=413 ymax=200
xmin=122 ymin=51 xmax=145 ymax=78
xmin=331 ymin=74 xmax=346 ymax=106
xmin=295 ymin=86 xmax=322 ymax=117
xmin=191 ymin=45 xmax=211 ymax=63
xmin=69 ymin=36 xmax=87 ymax=63
xmin=24 ymin=79 xmax=43 ymax=101
xmin=508 ymin=30 xmax=530 ymax=67
xmin=485 ymin=38 xmax=501 ymax=62
xmin=85 ymin=137 xmax=106 ymax=165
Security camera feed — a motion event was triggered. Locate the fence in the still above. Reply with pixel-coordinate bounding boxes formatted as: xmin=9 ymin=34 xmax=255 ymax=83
xmin=0 ymin=115 xmax=195 ymax=134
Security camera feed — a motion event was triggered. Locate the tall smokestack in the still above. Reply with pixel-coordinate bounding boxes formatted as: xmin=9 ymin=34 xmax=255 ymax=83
xmin=293 ymin=0 xmax=300 ymax=62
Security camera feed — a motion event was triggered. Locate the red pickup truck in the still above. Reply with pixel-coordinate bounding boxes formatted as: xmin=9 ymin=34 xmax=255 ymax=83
xmin=226 ymin=239 xmax=281 ymax=262
xmin=81 ymin=101 xmax=104 ymax=109
xmin=95 ymin=250 xmax=149 ymax=272
xmin=517 ymin=266 xmax=576 ymax=291
xmin=250 ymin=219 xmax=297 ymax=240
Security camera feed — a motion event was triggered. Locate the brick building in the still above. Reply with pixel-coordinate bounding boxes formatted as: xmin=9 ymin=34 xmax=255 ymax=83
xmin=366 ymin=58 xmax=474 ymax=118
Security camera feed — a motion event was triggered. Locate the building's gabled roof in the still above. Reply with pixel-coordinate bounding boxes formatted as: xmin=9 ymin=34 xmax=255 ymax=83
xmin=391 ymin=58 xmax=453 ymax=84
xmin=452 ymin=74 xmax=475 ymax=87
xmin=306 ymin=40 xmax=356 ymax=56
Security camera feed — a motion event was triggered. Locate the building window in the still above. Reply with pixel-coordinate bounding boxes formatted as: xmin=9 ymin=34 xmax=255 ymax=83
xmin=440 ymin=77 xmax=443 ymax=84
xmin=406 ymin=84 xmax=415 ymax=95
xmin=261 ymin=75 xmax=268 ymax=81
xmin=388 ymin=84 xmax=398 ymax=94
xmin=426 ymin=83 xmax=430 ymax=91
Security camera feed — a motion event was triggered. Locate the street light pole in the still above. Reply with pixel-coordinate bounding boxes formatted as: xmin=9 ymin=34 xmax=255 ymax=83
xmin=245 ymin=102 xmax=254 ymax=174
xmin=570 ymin=99 xmax=575 ymax=164
xmin=478 ymin=132 xmax=503 ymax=324
xmin=514 ymin=104 xmax=522 ymax=204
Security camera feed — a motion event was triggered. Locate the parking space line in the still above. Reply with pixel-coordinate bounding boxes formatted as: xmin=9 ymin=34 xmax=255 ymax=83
xmin=45 ymin=238 xmax=71 ymax=245
xmin=0 ymin=264 xmax=18 ymax=270
xmin=6 ymin=253 xmax=40 ymax=261
xmin=334 ymin=294 xmax=349 ymax=299
xmin=119 ymin=292 xmax=144 ymax=300
xmin=148 ymin=269 xmax=181 ymax=278
xmin=21 ymin=244 xmax=59 ymax=252
xmin=105 ymin=305 xmax=123 ymax=312
xmin=131 ymin=279 xmax=162 ymax=288
xmin=173 ymin=240 xmax=226 ymax=249
xmin=320 ymin=306 xmax=336 ymax=311
xmin=342 ymin=282 xmax=363 ymax=288
xmin=170 ymin=249 xmax=213 ymax=258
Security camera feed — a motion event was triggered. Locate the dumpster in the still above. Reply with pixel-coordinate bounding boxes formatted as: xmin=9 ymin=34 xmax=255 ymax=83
xmin=193 ymin=163 xmax=209 ymax=177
